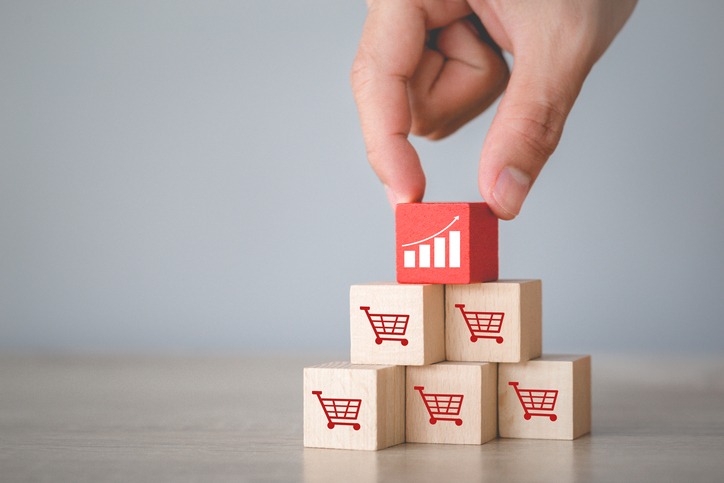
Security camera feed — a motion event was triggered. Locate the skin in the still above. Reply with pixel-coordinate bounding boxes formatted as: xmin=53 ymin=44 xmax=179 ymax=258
xmin=351 ymin=0 xmax=637 ymax=219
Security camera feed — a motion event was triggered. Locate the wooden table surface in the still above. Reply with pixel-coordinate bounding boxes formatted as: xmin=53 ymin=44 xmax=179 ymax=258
xmin=1 ymin=353 xmax=723 ymax=482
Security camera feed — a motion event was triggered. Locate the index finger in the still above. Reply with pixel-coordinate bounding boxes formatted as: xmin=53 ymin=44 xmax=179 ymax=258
xmin=350 ymin=1 xmax=428 ymax=205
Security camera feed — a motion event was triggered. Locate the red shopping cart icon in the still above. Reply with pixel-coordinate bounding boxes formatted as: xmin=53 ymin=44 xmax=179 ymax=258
xmin=312 ymin=390 xmax=362 ymax=430
xmin=359 ymin=306 xmax=409 ymax=346
xmin=508 ymin=381 xmax=558 ymax=421
xmin=414 ymin=386 xmax=464 ymax=426
xmin=455 ymin=304 xmax=504 ymax=344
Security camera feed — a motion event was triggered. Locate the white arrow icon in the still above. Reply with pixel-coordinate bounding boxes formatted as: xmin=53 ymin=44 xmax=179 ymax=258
xmin=401 ymin=216 xmax=460 ymax=247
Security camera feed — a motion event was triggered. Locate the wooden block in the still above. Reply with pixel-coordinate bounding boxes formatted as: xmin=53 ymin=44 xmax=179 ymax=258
xmin=350 ymin=283 xmax=445 ymax=366
xmin=498 ymin=355 xmax=591 ymax=440
xmin=406 ymin=362 xmax=497 ymax=445
xmin=396 ymin=202 xmax=498 ymax=284
xmin=304 ymin=362 xmax=405 ymax=451
xmin=445 ymin=280 xmax=542 ymax=363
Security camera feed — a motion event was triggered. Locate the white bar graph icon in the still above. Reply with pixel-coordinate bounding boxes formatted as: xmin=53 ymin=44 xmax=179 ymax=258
xmin=434 ymin=237 xmax=445 ymax=267
xmin=419 ymin=244 xmax=431 ymax=268
xmin=402 ymin=216 xmax=461 ymax=269
xmin=449 ymin=231 xmax=460 ymax=268
xmin=403 ymin=250 xmax=415 ymax=268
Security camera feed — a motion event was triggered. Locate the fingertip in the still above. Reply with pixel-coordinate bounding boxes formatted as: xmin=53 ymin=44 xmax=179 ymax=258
xmin=384 ymin=184 xmax=398 ymax=208
xmin=368 ymin=135 xmax=425 ymax=211
xmin=384 ymin=176 xmax=425 ymax=211
xmin=493 ymin=165 xmax=531 ymax=218
xmin=480 ymin=165 xmax=531 ymax=220
xmin=481 ymin=193 xmax=518 ymax=221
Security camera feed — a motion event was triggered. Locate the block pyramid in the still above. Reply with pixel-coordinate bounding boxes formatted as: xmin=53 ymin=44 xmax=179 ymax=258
xmin=304 ymin=202 xmax=591 ymax=450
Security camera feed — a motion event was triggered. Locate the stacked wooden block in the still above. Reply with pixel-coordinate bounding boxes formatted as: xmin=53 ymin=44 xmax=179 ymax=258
xmin=304 ymin=203 xmax=591 ymax=450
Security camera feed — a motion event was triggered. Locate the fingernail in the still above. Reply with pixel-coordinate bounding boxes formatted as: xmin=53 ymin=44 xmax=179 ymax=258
xmin=492 ymin=166 xmax=531 ymax=217
xmin=384 ymin=184 xmax=398 ymax=207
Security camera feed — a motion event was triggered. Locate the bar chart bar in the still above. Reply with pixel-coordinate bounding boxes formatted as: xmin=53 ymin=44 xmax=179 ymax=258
xmin=419 ymin=245 xmax=431 ymax=268
xmin=434 ymin=237 xmax=446 ymax=267
xmin=449 ymin=231 xmax=461 ymax=268
xmin=404 ymin=250 xmax=416 ymax=268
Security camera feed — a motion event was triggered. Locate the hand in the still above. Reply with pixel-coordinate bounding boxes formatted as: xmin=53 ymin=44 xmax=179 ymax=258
xmin=351 ymin=0 xmax=637 ymax=219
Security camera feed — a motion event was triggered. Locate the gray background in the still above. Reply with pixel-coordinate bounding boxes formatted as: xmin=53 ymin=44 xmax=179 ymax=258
xmin=1 ymin=1 xmax=722 ymax=354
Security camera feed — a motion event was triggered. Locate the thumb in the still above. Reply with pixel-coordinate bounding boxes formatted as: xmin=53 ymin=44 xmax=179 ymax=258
xmin=478 ymin=59 xmax=585 ymax=220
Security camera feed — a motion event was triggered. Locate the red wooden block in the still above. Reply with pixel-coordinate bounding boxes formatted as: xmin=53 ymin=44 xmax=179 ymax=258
xmin=396 ymin=203 xmax=498 ymax=284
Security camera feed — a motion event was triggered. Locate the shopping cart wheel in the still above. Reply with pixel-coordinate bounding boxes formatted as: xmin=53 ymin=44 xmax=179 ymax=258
xmin=495 ymin=337 xmax=504 ymax=344
xmin=455 ymin=419 xmax=463 ymax=426
xmin=524 ymin=414 xmax=532 ymax=420
xmin=470 ymin=335 xmax=478 ymax=343
xmin=429 ymin=418 xmax=437 ymax=425
xmin=375 ymin=338 xmax=383 ymax=345
xmin=549 ymin=415 xmax=557 ymax=422
xmin=353 ymin=423 xmax=361 ymax=431
xmin=401 ymin=339 xmax=409 ymax=346
xmin=327 ymin=422 xmax=335 ymax=429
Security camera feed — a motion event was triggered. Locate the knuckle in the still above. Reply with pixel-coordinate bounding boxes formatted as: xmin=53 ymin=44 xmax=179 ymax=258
xmin=505 ymin=101 xmax=565 ymax=159
xmin=410 ymin=116 xmax=441 ymax=138
xmin=409 ymin=100 xmax=448 ymax=139
xmin=424 ymin=130 xmax=448 ymax=141
xmin=349 ymin=56 xmax=369 ymax=92
xmin=410 ymin=119 xmax=432 ymax=138
xmin=350 ymin=46 xmax=380 ymax=95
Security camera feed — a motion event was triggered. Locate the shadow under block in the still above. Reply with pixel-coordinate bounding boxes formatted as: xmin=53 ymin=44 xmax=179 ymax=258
xmin=445 ymin=280 xmax=542 ymax=363
xmin=304 ymin=362 xmax=405 ymax=451
xmin=498 ymin=355 xmax=591 ymax=440
xmin=396 ymin=202 xmax=498 ymax=284
xmin=406 ymin=362 xmax=497 ymax=445
xmin=350 ymin=283 xmax=445 ymax=366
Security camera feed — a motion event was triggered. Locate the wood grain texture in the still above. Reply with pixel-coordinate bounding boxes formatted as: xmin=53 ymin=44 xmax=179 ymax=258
xmin=446 ymin=280 xmax=542 ymax=363
xmin=406 ymin=362 xmax=497 ymax=445
xmin=1 ymin=354 xmax=723 ymax=482
xmin=304 ymin=362 xmax=404 ymax=450
xmin=498 ymin=355 xmax=591 ymax=440
xmin=350 ymin=283 xmax=445 ymax=366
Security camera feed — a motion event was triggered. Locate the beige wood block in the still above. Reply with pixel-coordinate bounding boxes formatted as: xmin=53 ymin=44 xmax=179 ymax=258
xmin=350 ymin=283 xmax=444 ymax=366
xmin=498 ymin=354 xmax=591 ymax=440
xmin=445 ymin=280 xmax=542 ymax=363
xmin=406 ymin=362 xmax=497 ymax=445
xmin=304 ymin=362 xmax=405 ymax=450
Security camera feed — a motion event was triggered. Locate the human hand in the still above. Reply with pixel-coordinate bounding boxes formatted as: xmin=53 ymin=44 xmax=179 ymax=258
xmin=351 ymin=0 xmax=637 ymax=219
